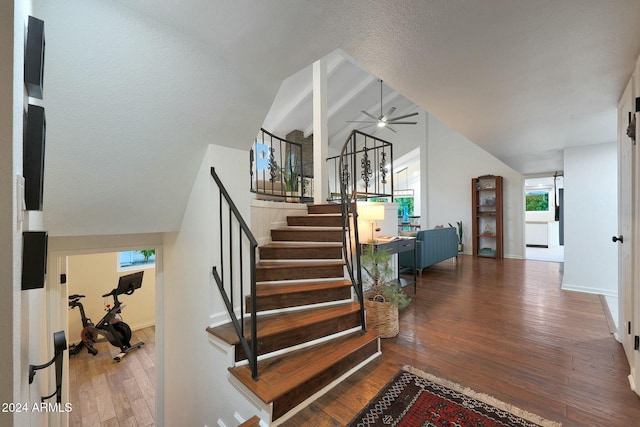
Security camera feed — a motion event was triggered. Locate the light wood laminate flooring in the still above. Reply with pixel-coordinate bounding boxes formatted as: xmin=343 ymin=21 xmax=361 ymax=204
xmin=69 ymin=326 xmax=155 ymax=427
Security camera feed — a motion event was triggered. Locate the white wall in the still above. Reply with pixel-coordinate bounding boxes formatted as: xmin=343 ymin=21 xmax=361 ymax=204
xmin=67 ymin=252 xmax=156 ymax=342
xmin=162 ymin=144 xmax=259 ymax=426
xmin=426 ymin=114 xmax=524 ymax=258
xmin=4 ymin=3 xmax=48 ymax=427
xmin=359 ymin=110 xmax=525 ymax=257
xmin=386 ymin=108 xmax=429 ymax=160
xmin=563 ymin=142 xmax=618 ymax=296
xmin=0 ymin=2 xmax=16 ymax=425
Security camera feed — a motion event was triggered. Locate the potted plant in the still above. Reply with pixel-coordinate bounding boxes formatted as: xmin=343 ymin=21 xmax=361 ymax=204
xmin=449 ymin=221 xmax=463 ymax=252
xmin=138 ymin=249 xmax=155 ymax=263
xmin=361 ymin=245 xmax=410 ymax=338
xmin=281 ymin=153 xmax=299 ymax=202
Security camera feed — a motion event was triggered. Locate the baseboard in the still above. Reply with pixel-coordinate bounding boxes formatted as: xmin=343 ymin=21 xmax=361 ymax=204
xmin=599 ymin=294 xmax=617 ymax=334
xmin=561 ymin=283 xmax=617 ymax=298
xmin=131 ymin=321 xmax=156 ymax=331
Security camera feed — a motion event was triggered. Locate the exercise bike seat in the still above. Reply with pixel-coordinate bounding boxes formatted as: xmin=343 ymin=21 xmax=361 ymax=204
xmin=68 ymin=294 xmax=85 ymax=300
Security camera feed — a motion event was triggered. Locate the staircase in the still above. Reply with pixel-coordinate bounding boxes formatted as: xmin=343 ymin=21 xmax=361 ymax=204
xmin=207 ymin=204 xmax=380 ymax=424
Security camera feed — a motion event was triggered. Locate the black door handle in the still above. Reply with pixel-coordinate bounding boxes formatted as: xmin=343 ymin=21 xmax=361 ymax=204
xmin=612 ymin=235 xmax=624 ymax=243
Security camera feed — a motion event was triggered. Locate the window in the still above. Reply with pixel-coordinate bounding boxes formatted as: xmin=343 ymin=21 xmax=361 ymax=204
xmin=119 ymin=249 xmax=156 ymax=270
xmin=525 ymin=191 xmax=549 ymax=211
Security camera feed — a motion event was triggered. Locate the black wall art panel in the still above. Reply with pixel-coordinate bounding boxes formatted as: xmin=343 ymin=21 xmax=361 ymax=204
xmin=24 ymin=104 xmax=46 ymax=211
xmin=22 ymin=231 xmax=48 ymax=290
xmin=24 ymin=16 xmax=45 ymax=99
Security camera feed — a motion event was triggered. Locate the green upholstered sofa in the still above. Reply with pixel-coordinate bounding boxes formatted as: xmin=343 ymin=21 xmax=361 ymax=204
xmin=398 ymin=227 xmax=458 ymax=274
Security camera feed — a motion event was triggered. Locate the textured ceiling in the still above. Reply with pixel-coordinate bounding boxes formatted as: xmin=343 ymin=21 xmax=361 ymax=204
xmin=34 ymin=0 xmax=640 ymax=235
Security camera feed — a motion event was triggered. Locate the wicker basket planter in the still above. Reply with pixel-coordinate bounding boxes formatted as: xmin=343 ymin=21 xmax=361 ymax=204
xmin=364 ymin=295 xmax=399 ymax=338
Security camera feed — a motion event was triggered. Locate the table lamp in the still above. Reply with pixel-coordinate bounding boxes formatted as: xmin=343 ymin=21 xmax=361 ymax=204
xmin=359 ymin=205 xmax=385 ymax=243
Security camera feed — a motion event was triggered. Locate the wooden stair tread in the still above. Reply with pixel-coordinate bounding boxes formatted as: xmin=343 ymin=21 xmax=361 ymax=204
xmin=307 ymin=204 xmax=342 ymax=214
xmin=259 ymin=242 xmax=343 ymax=259
xmin=256 ymin=261 xmax=345 ymax=282
xmin=287 ymin=215 xmax=343 ymax=227
xmin=229 ymin=330 xmax=379 ymax=403
xmin=207 ymin=302 xmax=361 ymax=345
xmin=238 ymin=415 xmax=261 ymax=427
xmin=260 ymin=242 xmax=342 ymax=248
xmin=256 ymin=260 xmax=345 ymax=270
xmin=247 ymin=280 xmax=353 ymax=312
xmin=272 ymin=226 xmax=342 ymax=231
xmin=271 ymin=227 xmax=343 ymax=243
xmin=255 ymin=280 xmax=352 ymax=297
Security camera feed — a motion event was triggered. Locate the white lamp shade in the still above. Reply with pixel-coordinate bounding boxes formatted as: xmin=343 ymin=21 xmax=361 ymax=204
xmin=358 ymin=205 xmax=385 ymax=221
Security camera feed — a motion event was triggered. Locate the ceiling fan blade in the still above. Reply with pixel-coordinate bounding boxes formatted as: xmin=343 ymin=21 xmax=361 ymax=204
xmin=385 ymin=125 xmax=397 ymax=133
xmin=387 ymin=112 xmax=419 ymax=121
xmin=384 ymin=107 xmax=396 ymax=120
xmin=346 ymin=120 xmax=376 ymax=123
xmin=361 ymin=110 xmax=380 ymax=121
xmin=387 ymin=121 xmax=417 ymax=125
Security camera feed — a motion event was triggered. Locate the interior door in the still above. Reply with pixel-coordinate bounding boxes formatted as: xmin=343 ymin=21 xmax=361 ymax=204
xmin=617 ymin=81 xmax=635 ymax=378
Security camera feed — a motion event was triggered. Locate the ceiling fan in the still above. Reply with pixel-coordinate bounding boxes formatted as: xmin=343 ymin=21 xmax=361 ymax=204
xmin=347 ymin=79 xmax=418 ymax=133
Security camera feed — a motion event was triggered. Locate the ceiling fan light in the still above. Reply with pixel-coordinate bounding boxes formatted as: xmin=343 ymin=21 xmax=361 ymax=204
xmin=377 ymin=121 xmax=386 ymax=128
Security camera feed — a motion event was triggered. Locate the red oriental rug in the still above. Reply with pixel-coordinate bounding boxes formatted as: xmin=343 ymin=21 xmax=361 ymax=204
xmin=347 ymin=366 xmax=562 ymax=427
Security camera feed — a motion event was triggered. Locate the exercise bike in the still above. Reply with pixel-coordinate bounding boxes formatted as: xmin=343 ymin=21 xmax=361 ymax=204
xmin=68 ymin=271 xmax=145 ymax=362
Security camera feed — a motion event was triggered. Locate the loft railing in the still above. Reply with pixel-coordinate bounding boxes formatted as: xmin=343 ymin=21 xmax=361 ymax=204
xmin=328 ymin=130 xmax=394 ymax=202
xmin=210 ymin=167 xmax=259 ymax=380
xmin=250 ymin=128 xmax=313 ymax=202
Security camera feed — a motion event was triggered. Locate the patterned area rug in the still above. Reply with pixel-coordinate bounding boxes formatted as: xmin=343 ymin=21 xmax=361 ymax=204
xmin=348 ymin=366 xmax=562 ymax=427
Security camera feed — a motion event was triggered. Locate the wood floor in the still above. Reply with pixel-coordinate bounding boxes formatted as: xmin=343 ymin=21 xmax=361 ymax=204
xmin=69 ymin=326 xmax=155 ymax=427
xmin=283 ymin=255 xmax=640 ymax=426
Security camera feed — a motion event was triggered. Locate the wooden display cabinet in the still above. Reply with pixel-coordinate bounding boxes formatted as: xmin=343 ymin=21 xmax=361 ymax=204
xmin=472 ymin=175 xmax=503 ymax=258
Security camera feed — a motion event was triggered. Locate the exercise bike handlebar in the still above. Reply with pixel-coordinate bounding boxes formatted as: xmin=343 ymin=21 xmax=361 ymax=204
xmin=101 ymin=284 xmax=138 ymax=299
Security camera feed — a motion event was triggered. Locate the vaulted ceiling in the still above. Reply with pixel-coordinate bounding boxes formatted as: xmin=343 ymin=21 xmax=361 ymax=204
xmin=262 ymin=50 xmax=419 ymax=148
xmin=34 ymin=1 xmax=640 ymax=235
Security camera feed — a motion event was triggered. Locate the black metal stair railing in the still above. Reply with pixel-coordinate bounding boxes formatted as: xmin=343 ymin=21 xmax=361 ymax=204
xmin=336 ymin=130 xmax=395 ymax=330
xmin=328 ymin=130 xmax=394 ymax=202
xmin=338 ymin=133 xmax=364 ymax=329
xmin=210 ymin=167 xmax=260 ymax=380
